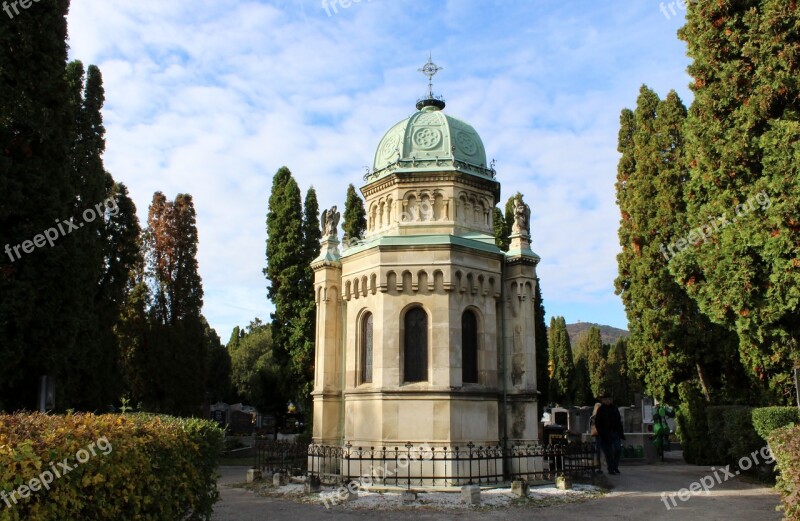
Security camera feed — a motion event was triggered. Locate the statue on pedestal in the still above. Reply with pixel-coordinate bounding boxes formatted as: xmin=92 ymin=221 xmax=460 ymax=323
xmin=321 ymin=206 xmax=340 ymax=238
xmin=511 ymin=196 xmax=531 ymax=237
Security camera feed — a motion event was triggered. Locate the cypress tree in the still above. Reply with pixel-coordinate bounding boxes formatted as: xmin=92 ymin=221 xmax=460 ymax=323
xmin=533 ymin=277 xmax=549 ymax=405
xmin=342 ymin=184 xmax=366 ymax=242
xmin=572 ymin=332 xmax=594 ymax=406
xmin=62 ymin=62 xmax=118 ymax=409
xmin=264 ymin=167 xmax=304 ymax=402
xmin=291 ymin=187 xmax=321 ymax=406
xmin=548 ymin=316 xmax=574 ymax=405
xmin=584 ymin=327 xmax=607 ymax=399
xmin=674 ymin=1 xmax=800 ymax=401
xmin=606 ymin=338 xmax=632 ymax=405
xmin=142 ymin=192 xmax=207 ymax=414
xmin=0 ymin=0 xmax=76 ymax=410
xmin=98 ymin=183 xmax=142 ymax=405
xmin=614 ymin=86 xmax=739 ymax=402
xmin=492 ymin=207 xmax=508 ymax=251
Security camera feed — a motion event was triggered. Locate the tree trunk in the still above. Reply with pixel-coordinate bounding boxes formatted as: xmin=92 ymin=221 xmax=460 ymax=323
xmin=696 ymin=360 xmax=712 ymax=402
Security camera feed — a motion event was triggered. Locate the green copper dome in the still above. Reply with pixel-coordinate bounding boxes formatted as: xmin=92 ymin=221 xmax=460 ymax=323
xmin=368 ymin=103 xmax=493 ymax=182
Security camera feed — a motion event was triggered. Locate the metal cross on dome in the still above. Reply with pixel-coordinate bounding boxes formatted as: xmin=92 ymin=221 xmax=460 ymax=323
xmin=418 ymin=53 xmax=443 ymax=99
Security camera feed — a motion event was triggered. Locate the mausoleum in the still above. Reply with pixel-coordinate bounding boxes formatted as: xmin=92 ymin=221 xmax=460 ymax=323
xmin=311 ymin=59 xmax=542 ymax=465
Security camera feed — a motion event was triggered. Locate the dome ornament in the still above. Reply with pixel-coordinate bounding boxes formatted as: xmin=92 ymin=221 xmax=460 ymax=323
xmin=416 ymin=53 xmax=446 ymax=111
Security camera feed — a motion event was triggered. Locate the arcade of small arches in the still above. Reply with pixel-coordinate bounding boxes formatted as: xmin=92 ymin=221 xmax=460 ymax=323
xmin=331 ymin=268 xmax=501 ymax=301
xmin=365 ymin=188 xmax=493 ymax=233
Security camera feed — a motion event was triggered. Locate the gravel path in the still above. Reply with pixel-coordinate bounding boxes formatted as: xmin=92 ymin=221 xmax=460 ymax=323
xmin=211 ymin=452 xmax=782 ymax=521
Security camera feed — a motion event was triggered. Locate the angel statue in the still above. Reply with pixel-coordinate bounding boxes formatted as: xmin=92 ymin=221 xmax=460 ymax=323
xmin=511 ymin=196 xmax=531 ymax=236
xmin=321 ymin=205 xmax=341 ymax=237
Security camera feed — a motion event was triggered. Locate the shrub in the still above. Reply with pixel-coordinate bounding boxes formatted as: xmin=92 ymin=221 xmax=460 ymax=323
xmin=752 ymin=407 xmax=800 ymax=442
xmin=676 ymin=382 xmax=715 ymax=464
xmin=721 ymin=406 xmax=761 ymax=469
xmin=0 ymin=412 xmax=223 ymax=521
xmin=705 ymin=405 xmax=731 ymax=464
xmin=769 ymin=424 xmax=800 ymax=521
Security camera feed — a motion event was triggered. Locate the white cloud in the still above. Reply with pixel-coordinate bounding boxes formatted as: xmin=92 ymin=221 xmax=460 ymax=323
xmin=67 ymin=0 xmax=692 ymax=339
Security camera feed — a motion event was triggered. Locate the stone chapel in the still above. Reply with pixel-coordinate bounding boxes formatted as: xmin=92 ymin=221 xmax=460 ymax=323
xmin=311 ymin=60 xmax=541 ymax=456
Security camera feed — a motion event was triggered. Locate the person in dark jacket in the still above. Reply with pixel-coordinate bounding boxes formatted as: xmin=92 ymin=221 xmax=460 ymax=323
xmin=595 ymin=393 xmax=625 ymax=474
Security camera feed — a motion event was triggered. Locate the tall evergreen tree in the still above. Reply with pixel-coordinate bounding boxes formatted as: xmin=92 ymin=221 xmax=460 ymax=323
xmin=548 ymin=316 xmax=574 ymax=405
xmin=674 ymin=1 xmax=800 ymax=401
xmin=204 ymin=318 xmax=232 ymax=403
xmin=0 ymin=0 xmax=77 ymax=410
xmin=583 ymin=327 xmax=607 ymax=399
xmin=62 ymin=62 xmax=121 ymax=409
xmin=571 ymin=332 xmax=594 ymax=406
xmin=492 ymin=207 xmax=508 ymax=251
xmin=533 ymin=278 xmax=549 ymax=405
xmin=264 ymin=167 xmax=305 ymax=403
xmin=342 ymin=184 xmax=366 ymax=242
xmin=291 ymin=187 xmax=321 ymax=407
xmin=141 ymin=192 xmax=207 ymax=414
xmin=607 ymin=338 xmax=633 ymax=405
xmin=89 ymin=182 xmax=142 ymax=407
xmin=614 ymin=86 xmax=739 ymax=402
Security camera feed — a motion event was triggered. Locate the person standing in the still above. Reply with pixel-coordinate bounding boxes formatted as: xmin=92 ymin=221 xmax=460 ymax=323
xmin=595 ymin=393 xmax=625 ymax=474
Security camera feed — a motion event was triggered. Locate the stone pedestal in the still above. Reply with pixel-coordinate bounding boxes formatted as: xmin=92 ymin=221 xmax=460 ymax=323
xmin=246 ymin=469 xmax=262 ymax=483
xmin=401 ymin=491 xmax=417 ymax=504
xmin=556 ymin=474 xmax=572 ymax=490
xmin=461 ymin=485 xmax=481 ymax=505
xmin=304 ymin=475 xmax=321 ymax=493
xmin=511 ymin=480 xmax=529 ymax=497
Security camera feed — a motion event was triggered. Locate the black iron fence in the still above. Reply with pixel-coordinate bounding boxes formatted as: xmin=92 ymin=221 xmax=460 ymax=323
xmin=254 ymin=440 xmax=308 ymax=476
xmin=256 ymin=440 xmax=599 ymax=488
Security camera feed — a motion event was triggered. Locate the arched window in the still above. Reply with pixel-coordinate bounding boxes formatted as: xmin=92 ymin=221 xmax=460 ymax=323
xmin=462 ymin=310 xmax=478 ymax=384
xmin=361 ymin=313 xmax=373 ymax=383
xmin=404 ymin=307 xmax=428 ymax=382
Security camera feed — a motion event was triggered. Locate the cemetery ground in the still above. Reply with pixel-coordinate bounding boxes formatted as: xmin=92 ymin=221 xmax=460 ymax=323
xmin=212 ymin=450 xmax=782 ymax=520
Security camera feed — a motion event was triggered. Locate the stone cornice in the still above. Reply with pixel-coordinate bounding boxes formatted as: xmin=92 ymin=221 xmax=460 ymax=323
xmin=361 ymin=170 xmax=500 ymax=202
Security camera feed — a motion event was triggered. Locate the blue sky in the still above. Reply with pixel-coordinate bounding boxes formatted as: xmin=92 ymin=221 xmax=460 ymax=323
xmin=67 ymin=0 xmax=693 ymax=341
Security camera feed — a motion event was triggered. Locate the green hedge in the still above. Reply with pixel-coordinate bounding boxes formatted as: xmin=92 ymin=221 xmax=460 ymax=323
xmin=701 ymin=405 xmax=762 ymax=469
xmin=676 ymin=382 xmax=715 ymax=464
xmin=705 ymin=405 xmax=732 ymax=464
xmin=769 ymin=424 xmax=800 ymax=520
xmin=721 ymin=406 xmax=762 ymax=468
xmin=0 ymin=412 xmax=223 ymax=521
xmin=752 ymin=407 xmax=800 ymax=442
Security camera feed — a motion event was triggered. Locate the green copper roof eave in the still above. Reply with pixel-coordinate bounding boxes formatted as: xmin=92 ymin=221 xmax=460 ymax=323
xmin=340 ymin=233 xmax=505 ymax=257
xmin=365 ymin=163 xmax=499 ymax=184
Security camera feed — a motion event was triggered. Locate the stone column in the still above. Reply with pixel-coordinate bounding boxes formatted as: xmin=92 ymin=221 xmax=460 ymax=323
xmin=311 ymin=235 xmax=343 ymax=445
xmin=502 ymin=230 xmax=541 ymax=445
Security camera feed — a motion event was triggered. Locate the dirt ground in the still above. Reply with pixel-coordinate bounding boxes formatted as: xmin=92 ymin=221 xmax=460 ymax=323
xmin=211 ymin=451 xmax=782 ymax=521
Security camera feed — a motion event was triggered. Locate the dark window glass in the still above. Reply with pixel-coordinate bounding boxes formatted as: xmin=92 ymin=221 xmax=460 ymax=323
xmin=462 ymin=310 xmax=478 ymax=383
xmin=404 ymin=307 xmax=428 ymax=382
xmin=361 ymin=313 xmax=373 ymax=383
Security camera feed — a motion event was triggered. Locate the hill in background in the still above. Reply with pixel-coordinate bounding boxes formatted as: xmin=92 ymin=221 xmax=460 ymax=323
xmin=565 ymin=322 xmax=629 ymax=346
